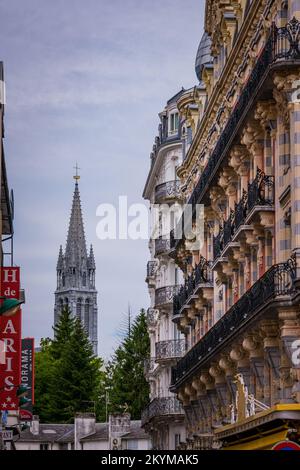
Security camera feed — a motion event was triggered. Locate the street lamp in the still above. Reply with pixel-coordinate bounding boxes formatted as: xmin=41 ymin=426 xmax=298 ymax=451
xmin=0 ymin=297 xmax=24 ymax=317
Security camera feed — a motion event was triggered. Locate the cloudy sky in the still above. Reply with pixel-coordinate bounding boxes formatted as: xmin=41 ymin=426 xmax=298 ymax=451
xmin=0 ymin=0 xmax=204 ymax=359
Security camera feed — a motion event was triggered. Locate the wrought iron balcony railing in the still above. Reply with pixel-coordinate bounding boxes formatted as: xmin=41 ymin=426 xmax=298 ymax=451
xmin=155 ymin=339 xmax=185 ymax=361
xmin=155 ymin=180 xmax=181 ymax=203
xmin=150 ymin=124 xmax=181 ymax=168
xmin=213 ymin=170 xmax=274 ymax=260
xmin=171 ymin=19 xmax=300 ymax=251
xmin=171 ymin=257 xmax=296 ymax=388
xmin=146 ymin=261 xmax=157 ymax=279
xmin=141 ymin=397 xmax=184 ymax=426
xmin=155 ymin=237 xmax=171 ymax=256
xmin=146 ymin=308 xmax=158 ymax=327
xmin=155 ymin=285 xmax=180 ymax=308
xmin=173 ymin=256 xmax=213 ymax=316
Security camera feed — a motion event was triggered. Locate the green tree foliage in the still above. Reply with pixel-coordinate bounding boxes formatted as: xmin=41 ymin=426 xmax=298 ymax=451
xmin=34 ymin=307 xmax=105 ymax=423
xmin=107 ymin=309 xmax=150 ymax=419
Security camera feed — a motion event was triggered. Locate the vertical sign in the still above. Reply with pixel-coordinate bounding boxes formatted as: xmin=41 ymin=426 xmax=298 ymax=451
xmin=20 ymin=338 xmax=34 ymax=421
xmin=0 ymin=267 xmax=21 ymax=411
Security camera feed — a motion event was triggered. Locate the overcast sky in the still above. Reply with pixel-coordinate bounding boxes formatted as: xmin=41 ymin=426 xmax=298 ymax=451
xmin=0 ymin=0 xmax=204 ymax=359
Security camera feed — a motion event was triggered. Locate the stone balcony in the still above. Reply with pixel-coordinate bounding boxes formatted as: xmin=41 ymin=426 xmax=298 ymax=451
xmin=213 ymin=169 xmax=275 ymax=262
xmin=154 ymin=237 xmax=171 ymax=257
xmin=154 ymin=180 xmax=182 ymax=204
xmin=173 ymin=256 xmax=213 ymax=320
xmin=141 ymin=397 xmax=184 ymax=427
xmin=170 ymin=19 xmax=300 ymax=253
xmin=155 ymin=285 xmax=180 ymax=309
xmin=155 ymin=339 xmax=185 ymax=363
xmin=171 ymin=257 xmax=296 ymax=390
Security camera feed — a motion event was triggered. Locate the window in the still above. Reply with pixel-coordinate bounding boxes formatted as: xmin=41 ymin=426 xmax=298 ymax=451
xmin=82 ymin=272 xmax=86 ymax=286
xmin=59 ymin=443 xmax=68 ymax=450
xmin=76 ymin=298 xmax=82 ymax=320
xmin=85 ymin=299 xmax=90 ymax=333
xmin=175 ymin=434 xmax=181 ymax=449
xmin=40 ymin=443 xmax=49 ymax=451
xmin=169 ymin=112 xmax=179 ymax=134
xmin=126 ymin=440 xmax=138 ymax=450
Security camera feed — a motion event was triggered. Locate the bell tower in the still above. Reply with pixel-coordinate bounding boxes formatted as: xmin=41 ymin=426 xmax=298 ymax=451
xmin=54 ymin=167 xmax=98 ymax=355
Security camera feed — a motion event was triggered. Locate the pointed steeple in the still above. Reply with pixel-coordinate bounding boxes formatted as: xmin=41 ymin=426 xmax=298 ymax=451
xmin=65 ymin=181 xmax=87 ymax=265
xmin=88 ymin=244 xmax=96 ymax=269
xmin=57 ymin=245 xmax=64 ymax=270
xmin=54 ymin=170 xmax=98 ymax=356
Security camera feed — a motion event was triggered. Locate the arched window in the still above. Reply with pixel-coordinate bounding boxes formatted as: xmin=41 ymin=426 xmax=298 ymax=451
xmin=76 ymin=298 xmax=82 ymax=321
xmin=65 ymin=297 xmax=69 ymax=307
xmin=82 ymin=272 xmax=86 ymax=287
xmin=84 ymin=299 xmax=90 ymax=334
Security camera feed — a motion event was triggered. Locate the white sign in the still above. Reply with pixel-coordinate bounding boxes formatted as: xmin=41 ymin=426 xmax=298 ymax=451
xmin=1 ymin=430 xmax=13 ymax=440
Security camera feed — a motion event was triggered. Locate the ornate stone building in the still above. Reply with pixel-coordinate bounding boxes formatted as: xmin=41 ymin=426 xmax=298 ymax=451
xmin=166 ymin=0 xmax=300 ymax=450
xmin=54 ymin=176 xmax=98 ymax=355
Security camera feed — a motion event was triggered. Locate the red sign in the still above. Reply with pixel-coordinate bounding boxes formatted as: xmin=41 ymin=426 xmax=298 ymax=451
xmin=19 ymin=409 xmax=33 ymax=421
xmin=272 ymin=441 xmax=300 ymax=450
xmin=0 ymin=267 xmax=21 ymax=411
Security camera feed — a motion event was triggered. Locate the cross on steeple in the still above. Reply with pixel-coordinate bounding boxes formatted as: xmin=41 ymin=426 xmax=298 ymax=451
xmin=73 ymin=163 xmax=80 ymax=181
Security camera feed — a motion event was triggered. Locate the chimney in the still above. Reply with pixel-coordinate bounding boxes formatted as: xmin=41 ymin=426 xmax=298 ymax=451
xmin=30 ymin=415 xmax=40 ymax=435
xmin=109 ymin=413 xmax=131 ymax=450
xmin=74 ymin=413 xmax=96 ymax=450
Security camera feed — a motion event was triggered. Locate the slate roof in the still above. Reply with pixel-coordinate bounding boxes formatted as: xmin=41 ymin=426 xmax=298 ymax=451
xmin=18 ymin=424 xmax=74 ymax=443
xmin=18 ymin=420 xmax=149 ymax=444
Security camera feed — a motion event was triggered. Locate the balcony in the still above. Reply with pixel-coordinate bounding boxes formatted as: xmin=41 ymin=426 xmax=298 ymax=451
xmin=155 ymin=339 xmax=185 ymax=362
xmin=141 ymin=397 xmax=184 ymax=427
xmin=154 ymin=237 xmax=170 ymax=256
xmin=213 ymin=170 xmax=274 ymax=260
xmin=171 ymin=19 xmax=300 ymax=251
xmin=173 ymin=256 xmax=213 ymax=317
xmin=150 ymin=123 xmax=181 ymax=169
xmin=171 ymin=257 xmax=296 ymax=389
xmin=146 ymin=308 xmax=158 ymax=329
xmin=155 ymin=285 xmax=180 ymax=309
xmin=155 ymin=180 xmax=181 ymax=204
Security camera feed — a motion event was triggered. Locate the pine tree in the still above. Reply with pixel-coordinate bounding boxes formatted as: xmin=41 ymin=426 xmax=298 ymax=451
xmin=107 ymin=309 xmax=150 ymax=419
xmin=49 ymin=317 xmax=103 ymax=423
xmin=51 ymin=306 xmax=75 ymax=360
xmin=34 ymin=309 xmax=106 ymax=423
xmin=33 ymin=338 xmax=56 ymax=422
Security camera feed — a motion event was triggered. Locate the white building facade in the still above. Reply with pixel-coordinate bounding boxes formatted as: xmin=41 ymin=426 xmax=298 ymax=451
xmin=141 ymin=90 xmax=188 ymax=450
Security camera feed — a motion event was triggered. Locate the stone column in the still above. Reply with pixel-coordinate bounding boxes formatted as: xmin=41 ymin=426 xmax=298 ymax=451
xmin=278 ymin=308 xmax=300 ymax=402
xmin=260 ymin=319 xmax=281 ymax=406
xmin=242 ymin=333 xmax=264 ymax=401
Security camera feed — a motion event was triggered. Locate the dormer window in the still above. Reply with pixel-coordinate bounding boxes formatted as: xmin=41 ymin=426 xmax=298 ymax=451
xmin=169 ymin=112 xmax=179 ymax=135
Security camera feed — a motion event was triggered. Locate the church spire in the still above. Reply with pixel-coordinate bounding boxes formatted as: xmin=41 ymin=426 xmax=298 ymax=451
xmin=65 ymin=179 xmax=87 ymax=264
xmin=54 ymin=169 xmax=98 ymax=356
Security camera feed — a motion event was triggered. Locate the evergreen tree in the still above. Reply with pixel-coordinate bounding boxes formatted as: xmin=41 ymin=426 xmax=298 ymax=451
xmin=34 ymin=308 xmax=106 ymax=423
xmin=107 ymin=309 xmax=150 ymax=419
xmin=49 ymin=317 xmax=103 ymax=423
xmin=33 ymin=338 xmax=56 ymax=422
xmin=51 ymin=306 xmax=75 ymax=360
